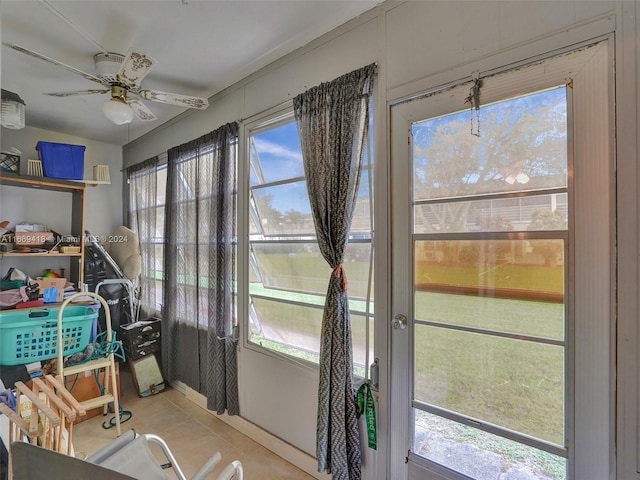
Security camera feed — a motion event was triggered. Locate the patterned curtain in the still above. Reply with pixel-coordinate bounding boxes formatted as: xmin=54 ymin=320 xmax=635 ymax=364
xmin=293 ymin=64 xmax=376 ymax=480
xmin=127 ymin=156 xmax=162 ymax=318
xmin=163 ymin=122 xmax=239 ymax=415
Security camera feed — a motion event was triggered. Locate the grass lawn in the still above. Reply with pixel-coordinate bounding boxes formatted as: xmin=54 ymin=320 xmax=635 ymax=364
xmin=414 ymin=291 xmax=565 ymax=446
xmin=253 ymin=251 xmax=374 ymax=299
xmin=250 ymin=256 xmax=566 ymax=446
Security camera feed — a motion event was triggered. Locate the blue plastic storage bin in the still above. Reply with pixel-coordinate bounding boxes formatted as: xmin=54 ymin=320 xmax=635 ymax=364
xmin=36 ymin=141 xmax=86 ymax=180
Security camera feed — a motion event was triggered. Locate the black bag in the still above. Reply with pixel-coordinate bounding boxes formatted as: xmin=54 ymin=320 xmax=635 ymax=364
xmin=96 ymin=283 xmax=125 ymax=333
xmin=84 ymin=245 xmax=108 ymax=292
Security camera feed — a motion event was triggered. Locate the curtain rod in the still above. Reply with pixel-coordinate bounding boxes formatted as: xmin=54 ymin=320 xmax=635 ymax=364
xmin=237 ymin=62 xmax=378 ymax=124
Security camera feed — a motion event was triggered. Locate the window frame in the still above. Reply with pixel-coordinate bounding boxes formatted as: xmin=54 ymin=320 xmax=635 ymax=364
xmin=389 ymin=39 xmax=614 ymax=479
xmin=241 ymin=107 xmax=375 ymax=373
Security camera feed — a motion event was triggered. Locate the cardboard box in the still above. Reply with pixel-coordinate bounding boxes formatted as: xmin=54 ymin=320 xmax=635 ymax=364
xmin=35 ymin=277 xmax=67 ymax=302
xmin=15 ymin=224 xmax=47 ymax=232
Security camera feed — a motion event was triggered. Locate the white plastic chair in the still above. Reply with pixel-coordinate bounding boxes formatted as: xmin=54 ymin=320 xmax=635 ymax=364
xmin=86 ymin=429 xmax=243 ymax=480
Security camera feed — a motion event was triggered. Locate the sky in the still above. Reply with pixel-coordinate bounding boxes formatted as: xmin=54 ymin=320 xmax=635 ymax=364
xmin=251 ymin=117 xmax=373 ymax=216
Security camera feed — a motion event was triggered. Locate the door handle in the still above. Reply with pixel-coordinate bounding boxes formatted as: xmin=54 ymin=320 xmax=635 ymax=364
xmin=391 ymin=314 xmax=407 ymax=330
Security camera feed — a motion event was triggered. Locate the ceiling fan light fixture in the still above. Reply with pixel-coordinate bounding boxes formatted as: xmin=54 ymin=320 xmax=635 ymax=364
xmin=103 ymin=97 xmax=134 ymax=125
xmin=5 ymin=43 xmax=209 ymax=129
xmin=94 ymin=52 xmax=125 ymax=83
xmin=1 ymin=89 xmax=26 ymax=129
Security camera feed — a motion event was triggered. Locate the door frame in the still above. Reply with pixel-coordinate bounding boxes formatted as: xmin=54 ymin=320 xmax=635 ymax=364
xmin=387 ymin=37 xmax=615 ymax=480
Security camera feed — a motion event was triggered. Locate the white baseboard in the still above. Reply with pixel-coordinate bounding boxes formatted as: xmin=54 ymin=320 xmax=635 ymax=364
xmin=177 ymin=382 xmax=330 ymax=480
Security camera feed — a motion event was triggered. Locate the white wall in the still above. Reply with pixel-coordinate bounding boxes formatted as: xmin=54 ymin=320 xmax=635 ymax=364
xmin=122 ymin=2 xmax=638 ymax=479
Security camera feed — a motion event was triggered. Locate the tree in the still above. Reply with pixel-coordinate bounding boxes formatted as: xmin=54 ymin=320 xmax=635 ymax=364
xmin=528 ymin=209 xmax=567 ymax=266
xmin=253 ymin=192 xmax=283 ymax=233
xmin=529 ymin=209 xmax=567 ymax=231
xmin=412 ymin=88 xmax=567 ymax=242
xmin=279 ymin=208 xmax=311 ymax=235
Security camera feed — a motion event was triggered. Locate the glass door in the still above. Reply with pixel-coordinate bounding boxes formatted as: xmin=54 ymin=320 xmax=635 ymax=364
xmin=389 ymin=41 xmax=613 ymax=480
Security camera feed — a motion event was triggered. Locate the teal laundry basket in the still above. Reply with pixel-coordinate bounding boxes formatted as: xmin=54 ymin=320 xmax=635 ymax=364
xmin=0 ymin=306 xmax=97 ymax=365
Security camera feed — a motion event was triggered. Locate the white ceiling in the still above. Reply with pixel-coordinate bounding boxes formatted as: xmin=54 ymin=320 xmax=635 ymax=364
xmin=1 ymin=0 xmax=379 ymax=146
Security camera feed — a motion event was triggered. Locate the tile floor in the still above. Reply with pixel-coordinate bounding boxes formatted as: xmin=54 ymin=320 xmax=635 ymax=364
xmin=73 ymin=363 xmax=314 ymax=479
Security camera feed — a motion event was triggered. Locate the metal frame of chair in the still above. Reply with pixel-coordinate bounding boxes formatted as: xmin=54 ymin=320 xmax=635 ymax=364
xmin=87 ymin=429 xmax=243 ymax=480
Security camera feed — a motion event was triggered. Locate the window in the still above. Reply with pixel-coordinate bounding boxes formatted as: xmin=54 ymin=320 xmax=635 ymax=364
xmin=164 ymin=133 xmax=238 ymax=330
xmin=247 ymin=114 xmax=374 ymax=372
xmin=128 ymin=162 xmax=167 ymax=314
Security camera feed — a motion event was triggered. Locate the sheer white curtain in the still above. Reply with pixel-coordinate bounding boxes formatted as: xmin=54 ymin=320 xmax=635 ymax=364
xmin=127 ymin=156 xmax=163 ymax=318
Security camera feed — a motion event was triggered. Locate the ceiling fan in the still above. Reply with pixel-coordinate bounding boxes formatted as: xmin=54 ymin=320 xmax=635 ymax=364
xmin=2 ymin=42 xmax=209 ymax=125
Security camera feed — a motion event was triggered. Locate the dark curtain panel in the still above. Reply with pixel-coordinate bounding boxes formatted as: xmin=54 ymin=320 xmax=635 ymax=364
xmin=126 ymin=156 xmax=162 ymax=318
xmin=163 ymin=122 xmax=239 ymax=415
xmin=293 ymin=63 xmax=376 ymax=480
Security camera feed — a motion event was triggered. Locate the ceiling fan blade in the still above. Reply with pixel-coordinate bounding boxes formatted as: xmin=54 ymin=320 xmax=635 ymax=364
xmin=117 ymin=49 xmax=155 ymax=88
xmin=46 ymin=89 xmax=110 ymax=97
xmin=128 ymin=98 xmax=157 ymax=121
xmin=137 ymin=89 xmax=209 ymax=110
xmin=2 ymin=42 xmax=107 ymax=86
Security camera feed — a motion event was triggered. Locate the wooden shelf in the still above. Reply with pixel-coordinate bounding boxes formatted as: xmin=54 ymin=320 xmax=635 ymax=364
xmin=69 ymin=179 xmax=111 ymax=186
xmin=0 ymin=172 xmax=86 ymax=192
xmin=0 ymin=170 xmax=86 ymax=286
xmin=0 ymin=252 xmax=82 ymax=257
